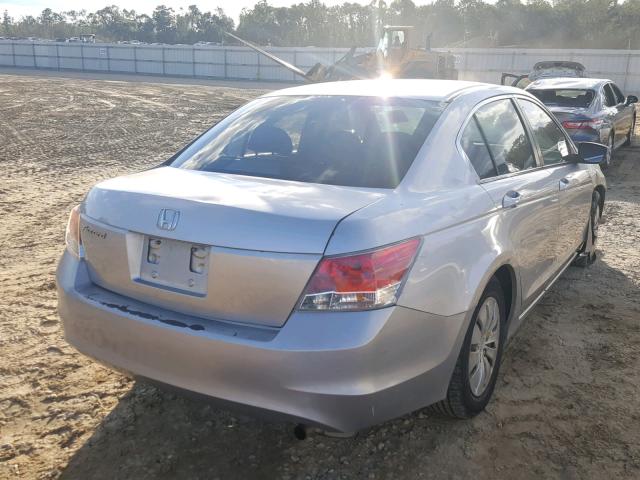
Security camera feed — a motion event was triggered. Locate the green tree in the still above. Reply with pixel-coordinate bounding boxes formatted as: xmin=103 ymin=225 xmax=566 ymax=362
xmin=2 ymin=10 xmax=12 ymax=35
xmin=153 ymin=5 xmax=176 ymax=43
xmin=1 ymin=0 xmax=639 ymax=48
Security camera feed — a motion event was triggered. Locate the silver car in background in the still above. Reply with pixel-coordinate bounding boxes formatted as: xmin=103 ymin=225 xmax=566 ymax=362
xmin=58 ymin=80 xmax=607 ymax=433
xmin=526 ymin=78 xmax=637 ymax=167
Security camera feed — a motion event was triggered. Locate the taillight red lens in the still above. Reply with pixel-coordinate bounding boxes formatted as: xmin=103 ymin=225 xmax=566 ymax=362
xmin=562 ymin=120 xmax=603 ymax=130
xmin=299 ymin=238 xmax=421 ymax=311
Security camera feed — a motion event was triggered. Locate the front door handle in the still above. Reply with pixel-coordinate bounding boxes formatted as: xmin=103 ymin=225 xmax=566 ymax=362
xmin=502 ymin=190 xmax=521 ymax=209
xmin=559 ymin=178 xmax=570 ymax=190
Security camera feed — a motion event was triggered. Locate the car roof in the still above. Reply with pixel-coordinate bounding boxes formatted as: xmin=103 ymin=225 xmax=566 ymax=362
xmin=263 ymin=79 xmax=521 ymax=101
xmin=526 ymin=77 xmax=610 ymax=90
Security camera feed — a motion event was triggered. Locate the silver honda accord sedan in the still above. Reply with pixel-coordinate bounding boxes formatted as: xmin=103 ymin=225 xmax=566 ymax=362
xmin=57 ymin=79 xmax=607 ymax=433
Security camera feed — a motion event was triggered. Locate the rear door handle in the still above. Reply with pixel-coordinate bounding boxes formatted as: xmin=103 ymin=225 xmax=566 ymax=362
xmin=559 ymin=178 xmax=570 ymax=190
xmin=502 ymin=190 xmax=521 ymax=209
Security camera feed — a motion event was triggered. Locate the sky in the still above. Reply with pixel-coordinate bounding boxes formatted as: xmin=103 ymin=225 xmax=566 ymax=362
xmin=0 ymin=0 xmax=355 ymax=25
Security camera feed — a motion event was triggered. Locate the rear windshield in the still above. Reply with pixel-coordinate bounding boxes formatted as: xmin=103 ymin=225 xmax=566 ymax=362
xmin=170 ymin=95 xmax=444 ymax=189
xmin=528 ymin=89 xmax=595 ymax=108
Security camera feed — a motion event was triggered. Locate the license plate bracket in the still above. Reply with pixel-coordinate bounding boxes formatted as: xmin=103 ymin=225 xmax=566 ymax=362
xmin=138 ymin=236 xmax=210 ymax=296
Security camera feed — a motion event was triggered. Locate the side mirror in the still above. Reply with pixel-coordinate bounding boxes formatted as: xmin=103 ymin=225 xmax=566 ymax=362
xmin=626 ymin=95 xmax=638 ymax=105
xmin=572 ymin=142 xmax=609 ymax=164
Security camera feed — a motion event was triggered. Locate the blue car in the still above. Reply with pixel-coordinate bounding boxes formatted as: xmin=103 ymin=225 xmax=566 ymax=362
xmin=526 ymin=78 xmax=637 ymax=168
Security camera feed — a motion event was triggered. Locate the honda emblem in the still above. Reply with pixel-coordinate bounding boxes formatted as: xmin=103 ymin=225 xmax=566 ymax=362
xmin=157 ymin=209 xmax=180 ymax=231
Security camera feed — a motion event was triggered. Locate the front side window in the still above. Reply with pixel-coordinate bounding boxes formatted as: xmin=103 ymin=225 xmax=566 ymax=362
xmin=472 ymin=99 xmax=536 ymax=175
xmin=528 ymin=88 xmax=595 ymax=109
xmin=460 ymin=117 xmax=495 ymax=179
xmin=171 ymin=95 xmax=444 ymax=189
xmin=518 ymin=99 xmax=568 ymax=166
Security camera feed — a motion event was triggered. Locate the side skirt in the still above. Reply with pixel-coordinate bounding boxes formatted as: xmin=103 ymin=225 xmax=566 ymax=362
xmin=517 ymin=251 xmax=578 ymax=323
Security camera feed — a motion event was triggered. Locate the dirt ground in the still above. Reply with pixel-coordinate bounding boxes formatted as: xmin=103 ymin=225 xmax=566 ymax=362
xmin=0 ymin=74 xmax=639 ymax=480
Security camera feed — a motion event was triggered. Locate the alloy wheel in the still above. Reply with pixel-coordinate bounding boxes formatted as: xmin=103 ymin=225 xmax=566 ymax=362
xmin=468 ymin=296 xmax=501 ymax=397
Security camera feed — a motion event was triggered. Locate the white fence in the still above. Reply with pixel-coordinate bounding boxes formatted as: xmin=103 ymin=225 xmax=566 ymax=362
xmin=1 ymin=41 xmax=639 ymax=93
xmin=449 ymin=48 xmax=640 ymax=94
xmin=0 ymin=41 xmax=361 ymax=82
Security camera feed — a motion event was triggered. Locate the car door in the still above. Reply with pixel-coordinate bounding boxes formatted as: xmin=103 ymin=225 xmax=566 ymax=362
xmin=603 ymin=83 xmax=628 ymax=147
xmin=459 ymin=97 xmax=560 ymax=306
xmin=516 ymin=98 xmax=594 ymax=265
xmin=609 ymin=83 xmax=634 ymax=143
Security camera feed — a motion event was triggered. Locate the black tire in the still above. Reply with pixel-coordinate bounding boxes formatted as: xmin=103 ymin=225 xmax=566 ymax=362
xmin=574 ymin=190 xmax=601 ymax=268
xmin=623 ymin=116 xmax=635 ymax=147
xmin=430 ymin=277 xmax=506 ymax=418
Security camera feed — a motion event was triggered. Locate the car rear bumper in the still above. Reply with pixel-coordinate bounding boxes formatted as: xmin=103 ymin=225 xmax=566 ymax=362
xmin=57 ymin=251 xmax=469 ymax=432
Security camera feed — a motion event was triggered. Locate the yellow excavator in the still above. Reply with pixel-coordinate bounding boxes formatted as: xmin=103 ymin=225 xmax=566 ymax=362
xmin=225 ymin=26 xmax=458 ymax=83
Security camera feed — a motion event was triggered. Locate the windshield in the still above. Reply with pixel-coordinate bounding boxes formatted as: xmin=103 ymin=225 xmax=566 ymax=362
xmin=170 ymin=95 xmax=444 ymax=189
xmin=528 ymin=89 xmax=595 ymax=108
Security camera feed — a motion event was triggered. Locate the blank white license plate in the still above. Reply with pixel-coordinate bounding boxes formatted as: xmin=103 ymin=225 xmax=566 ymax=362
xmin=138 ymin=236 xmax=210 ymax=296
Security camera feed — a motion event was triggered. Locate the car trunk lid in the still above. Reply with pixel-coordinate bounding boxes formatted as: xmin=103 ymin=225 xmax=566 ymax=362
xmin=529 ymin=61 xmax=586 ymax=81
xmin=80 ymin=167 xmax=386 ymax=327
xmin=546 ymin=106 xmax=592 ymax=124
xmin=85 ymin=167 xmax=386 ymax=253
xmin=546 ymin=107 xmax=601 ymax=137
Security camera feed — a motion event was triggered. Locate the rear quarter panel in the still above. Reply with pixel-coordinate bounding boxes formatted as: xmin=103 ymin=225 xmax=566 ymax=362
xmin=326 ymin=185 xmax=518 ymax=319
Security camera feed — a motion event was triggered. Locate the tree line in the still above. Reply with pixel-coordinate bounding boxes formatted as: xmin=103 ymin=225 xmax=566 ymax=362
xmin=2 ymin=0 xmax=640 ymax=49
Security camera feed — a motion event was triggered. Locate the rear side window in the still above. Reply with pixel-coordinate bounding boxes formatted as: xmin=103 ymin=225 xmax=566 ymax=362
xmin=469 ymin=99 xmax=536 ymax=176
xmin=518 ymin=99 xmax=568 ymax=165
xmin=460 ymin=118 xmax=495 ymax=179
xmin=171 ymin=95 xmax=443 ymax=189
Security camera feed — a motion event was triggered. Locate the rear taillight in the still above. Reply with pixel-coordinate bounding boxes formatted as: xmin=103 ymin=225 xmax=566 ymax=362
xmin=65 ymin=205 xmax=83 ymax=257
xmin=562 ymin=119 xmax=603 ymax=130
xmin=298 ymin=238 xmax=421 ymax=311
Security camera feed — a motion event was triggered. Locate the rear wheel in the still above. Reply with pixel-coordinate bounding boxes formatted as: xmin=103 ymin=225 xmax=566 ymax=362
xmin=574 ymin=190 xmax=601 ymax=267
xmin=431 ymin=277 xmax=506 ymax=418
